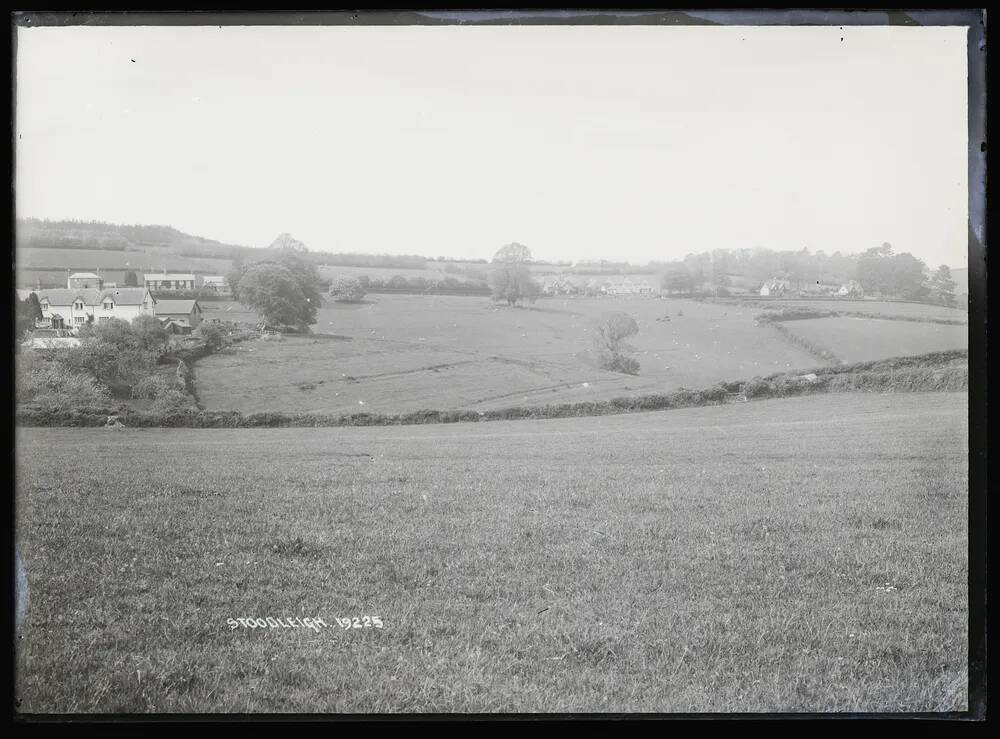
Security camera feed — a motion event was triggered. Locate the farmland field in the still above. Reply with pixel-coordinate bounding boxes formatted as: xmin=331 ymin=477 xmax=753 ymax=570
xmin=780 ymin=317 xmax=969 ymax=364
xmin=195 ymin=295 xmax=968 ymax=416
xmin=15 ymin=392 xmax=968 ymax=713
xmin=196 ymin=296 xmax=822 ymax=415
xmin=15 ymin=247 xmax=233 ymax=286
xmin=735 ymin=298 xmax=968 ymax=322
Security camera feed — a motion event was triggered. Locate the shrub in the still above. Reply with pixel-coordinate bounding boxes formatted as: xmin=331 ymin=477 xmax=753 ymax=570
xmin=196 ymin=322 xmax=226 ymax=351
xmin=130 ymin=374 xmax=177 ymax=400
xmin=17 ymin=363 xmax=112 ymax=411
xmin=330 ymin=276 xmax=368 ymax=303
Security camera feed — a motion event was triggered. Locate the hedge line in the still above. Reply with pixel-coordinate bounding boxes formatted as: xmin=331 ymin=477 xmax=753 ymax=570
xmin=16 ymin=349 xmax=968 ymax=429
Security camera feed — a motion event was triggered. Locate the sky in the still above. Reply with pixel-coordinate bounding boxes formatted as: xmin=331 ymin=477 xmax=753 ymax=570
xmin=15 ymin=23 xmax=970 ymax=267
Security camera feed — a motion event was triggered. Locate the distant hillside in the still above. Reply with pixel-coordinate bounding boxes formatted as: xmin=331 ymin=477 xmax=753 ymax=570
xmin=15 ymin=218 xmax=256 ymax=260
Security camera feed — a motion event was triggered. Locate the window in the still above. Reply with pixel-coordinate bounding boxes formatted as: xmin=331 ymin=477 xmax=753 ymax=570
xmin=103 ymin=301 xmax=114 ymax=310
xmin=74 ymin=316 xmax=85 ymax=324
xmin=74 ymin=300 xmax=84 ymax=310
xmin=99 ymin=316 xmax=110 ymax=323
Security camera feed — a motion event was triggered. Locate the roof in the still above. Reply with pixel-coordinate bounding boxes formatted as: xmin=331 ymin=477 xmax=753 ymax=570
xmin=36 ymin=288 xmax=103 ymax=306
xmin=36 ymin=287 xmax=151 ymax=307
xmin=144 ymin=273 xmax=196 ymax=281
xmin=68 ymin=272 xmax=101 ymax=280
xmin=160 ymin=317 xmax=192 ymax=327
xmin=99 ymin=288 xmax=152 ymax=306
xmin=154 ymin=299 xmax=200 ymax=314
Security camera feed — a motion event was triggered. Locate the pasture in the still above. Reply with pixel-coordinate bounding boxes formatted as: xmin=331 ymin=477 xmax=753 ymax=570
xmin=196 ymin=295 xmax=821 ymax=415
xmin=195 ymin=294 xmax=968 ymax=416
xmin=15 ymin=392 xmax=968 ymax=713
xmin=733 ymin=297 xmax=968 ymax=323
xmin=780 ymin=317 xmax=969 ymax=364
xmin=15 ymin=247 xmax=232 ymax=286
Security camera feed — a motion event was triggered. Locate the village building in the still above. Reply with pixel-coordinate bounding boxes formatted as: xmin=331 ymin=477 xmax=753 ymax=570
xmin=541 ymin=275 xmax=581 ymax=296
xmin=154 ymin=299 xmax=203 ymax=333
xmin=603 ymin=276 xmax=656 ymax=296
xmin=201 ymin=275 xmax=232 ymax=296
xmin=836 ymin=280 xmax=865 ymax=298
xmin=759 ymin=278 xmax=791 ymax=297
xmin=66 ymin=272 xmax=104 ymax=290
xmin=144 ymin=272 xmax=196 ymax=292
xmin=35 ymin=287 xmax=156 ymax=331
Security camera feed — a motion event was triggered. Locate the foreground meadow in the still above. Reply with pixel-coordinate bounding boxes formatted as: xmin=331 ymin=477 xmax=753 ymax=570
xmin=15 ymin=392 xmax=968 ymax=713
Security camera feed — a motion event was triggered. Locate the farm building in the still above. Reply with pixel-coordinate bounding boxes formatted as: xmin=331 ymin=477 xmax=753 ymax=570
xmin=759 ymin=278 xmax=791 ymax=297
xmin=541 ymin=276 xmax=581 ymax=296
xmin=836 ymin=280 xmax=865 ymax=298
xmin=66 ymin=272 xmax=104 ymax=290
xmin=201 ymin=275 xmax=232 ymax=296
xmin=145 ymin=272 xmax=196 ymax=292
xmin=603 ymin=277 xmax=655 ymax=296
xmin=155 ymin=299 xmax=203 ymax=332
xmin=35 ymin=287 xmax=156 ymax=331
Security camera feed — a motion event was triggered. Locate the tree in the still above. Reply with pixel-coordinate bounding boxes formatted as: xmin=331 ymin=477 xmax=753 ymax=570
xmin=196 ymin=322 xmax=226 ymax=351
xmin=237 ymin=263 xmax=315 ymax=328
xmin=593 ymin=311 xmax=640 ymax=375
xmin=227 ymin=257 xmax=247 ymax=301
xmin=489 ymin=242 xmax=540 ymax=306
xmin=267 ymin=248 xmax=323 ymax=312
xmin=15 ymin=293 xmax=42 ymax=339
xmin=856 ymin=245 xmax=927 ymax=299
xmin=269 ymin=233 xmax=308 ymax=252
xmin=660 ymin=262 xmax=696 ymax=295
xmin=123 ymin=270 xmax=139 ymax=287
xmin=929 ymin=265 xmax=958 ymax=308
xmin=330 ymin=276 xmax=367 ymax=303
xmin=130 ymin=314 xmax=170 ymax=352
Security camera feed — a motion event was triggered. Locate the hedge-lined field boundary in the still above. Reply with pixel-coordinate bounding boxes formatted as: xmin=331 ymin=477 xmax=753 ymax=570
xmin=16 ymin=350 xmax=968 ymax=429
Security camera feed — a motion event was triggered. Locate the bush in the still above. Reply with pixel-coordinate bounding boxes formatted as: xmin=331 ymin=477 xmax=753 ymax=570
xmin=130 ymin=374 xmax=177 ymax=400
xmin=329 ymin=276 xmax=367 ymax=303
xmin=196 ymin=323 xmax=226 ymax=351
xmin=16 ymin=362 xmax=112 ymax=411
xmin=152 ymin=387 xmax=196 ymax=414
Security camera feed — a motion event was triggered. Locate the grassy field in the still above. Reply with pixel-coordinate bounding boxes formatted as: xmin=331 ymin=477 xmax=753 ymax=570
xmin=15 ymin=248 xmax=233 ymax=286
xmin=780 ymin=318 xmax=969 ymax=364
xmin=726 ymin=298 xmax=968 ymax=322
xmin=195 ymin=295 xmax=968 ymax=416
xmin=15 ymin=393 xmax=968 ymax=713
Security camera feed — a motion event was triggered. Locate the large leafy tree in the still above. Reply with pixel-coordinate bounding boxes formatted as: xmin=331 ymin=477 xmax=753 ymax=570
xmin=489 ymin=242 xmax=540 ymax=306
xmin=238 ymin=263 xmax=315 ymax=328
xmin=929 ymin=265 xmax=958 ymax=308
xmin=15 ymin=293 xmax=42 ymax=339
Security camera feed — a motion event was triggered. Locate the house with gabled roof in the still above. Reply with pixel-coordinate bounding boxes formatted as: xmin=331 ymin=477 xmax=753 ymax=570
xmin=154 ymin=298 xmax=203 ymax=332
xmin=35 ymin=287 xmax=156 ymax=331
xmin=144 ymin=272 xmax=196 ymax=292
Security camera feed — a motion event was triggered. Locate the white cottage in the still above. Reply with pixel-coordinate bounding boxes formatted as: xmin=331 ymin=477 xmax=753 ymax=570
xmin=36 ymin=287 xmax=156 ymax=331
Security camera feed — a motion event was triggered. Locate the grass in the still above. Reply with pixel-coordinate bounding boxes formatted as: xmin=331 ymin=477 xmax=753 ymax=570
xmin=723 ymin=297 xmax=968 ymax=322
xmin=15 ymin=392 xmax=968 ymax=713
xmin=194 ymin=295 xmax=828 ymax=415
xmin=779 ymin=318 xmax=968 ymax=364
xmin=194 ymin=295 xmax=968 ymax=416
xmin=16 ymin=247 xmax=232 ymax=280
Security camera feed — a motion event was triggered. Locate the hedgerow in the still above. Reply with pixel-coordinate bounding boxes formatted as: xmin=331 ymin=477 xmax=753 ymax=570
xmin=16 ymin=349 xmax=967 ymax=428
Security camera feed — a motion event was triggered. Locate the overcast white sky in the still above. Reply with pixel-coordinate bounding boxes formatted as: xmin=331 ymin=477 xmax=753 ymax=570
xmin=16 ymin=24 xmax=969 ymax=267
